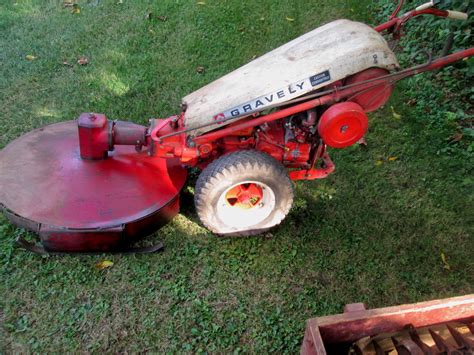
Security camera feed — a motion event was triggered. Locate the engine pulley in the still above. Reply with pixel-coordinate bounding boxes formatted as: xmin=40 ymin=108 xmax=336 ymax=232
xmin=318 ymin=102 xmax=368 ymax=148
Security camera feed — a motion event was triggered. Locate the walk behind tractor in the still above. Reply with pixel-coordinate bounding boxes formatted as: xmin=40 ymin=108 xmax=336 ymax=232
xmin=0 ymin=0 xmax=472 ymax=253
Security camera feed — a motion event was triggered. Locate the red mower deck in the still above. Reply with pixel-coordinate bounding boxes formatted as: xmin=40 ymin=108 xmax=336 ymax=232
xmin=0 ymin=121 xmax=187 ymax=252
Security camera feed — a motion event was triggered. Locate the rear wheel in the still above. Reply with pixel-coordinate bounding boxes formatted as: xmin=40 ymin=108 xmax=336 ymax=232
xmin=195 ymin=150 xmax=294 ymax=236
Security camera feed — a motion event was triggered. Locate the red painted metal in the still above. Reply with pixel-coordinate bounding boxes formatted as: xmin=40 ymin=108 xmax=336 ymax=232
xmin=112 ymin=121 xmax=148 ymax=147
xmin=193 ymin=96 xmax=330 ymax=145
xmin=345 ymin=68 xmax=392 ymax=112
xmin=78 ymin=113 xmax=149 ymax=161
xmin=301 ymin=294 xmax=474 ymax=355
xmin=289 ymin=153 xmax=335 ymax=181
xmin=388 ymin=0 xmax=404 ymax=20
xmin=318 ymin=102 xmax=368 ymax=148
xmin=191 ymin=49 xmax=474 ymax=147
xmin=0 ymin=121 xmax=187 ymax=252
xmin=78 ymin=112 xmax=109 ymax=160
xmin=151 ymin=118 xmax=200 ymax=165
xmin=375 ymin=8 xmax=463 ymax=36
xmin=225 ymin=183 xmax=263 ymax=209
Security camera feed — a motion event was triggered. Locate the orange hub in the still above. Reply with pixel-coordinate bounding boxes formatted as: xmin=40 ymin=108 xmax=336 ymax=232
xmin=225 ymin=183 xmax=263 ymax=209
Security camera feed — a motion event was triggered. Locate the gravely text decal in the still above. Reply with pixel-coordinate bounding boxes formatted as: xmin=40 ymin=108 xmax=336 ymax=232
xmin=214 ymin=70 xmax=331 ymax=121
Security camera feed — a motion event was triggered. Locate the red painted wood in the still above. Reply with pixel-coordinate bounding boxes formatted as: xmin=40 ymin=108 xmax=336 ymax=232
xmin=300 ymin=294 xmax=474 ymax=355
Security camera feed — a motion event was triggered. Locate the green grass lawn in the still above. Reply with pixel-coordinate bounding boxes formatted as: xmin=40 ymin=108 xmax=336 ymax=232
xmin=1 ymin=0 xmax=473 ymax=353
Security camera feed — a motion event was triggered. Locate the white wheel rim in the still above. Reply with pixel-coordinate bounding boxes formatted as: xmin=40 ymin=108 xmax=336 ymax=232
xmin=215 ymin=180 xmax=276 ymax=230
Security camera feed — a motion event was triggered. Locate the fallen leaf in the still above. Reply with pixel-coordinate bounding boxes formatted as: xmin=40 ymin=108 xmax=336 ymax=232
xmin=197 ymin=1 xmax=206 ymax=5
xmin=450 ymin=132 xmax=463 ymax=143
xmin=71 ymin=4 xmax=80 ymax=14
xmin=95 ymin=260 xmax=113 ymax=270
xmin=25 ymin=54 xmax=37 ymax=61
xmin=440 ymin=252 xmax=451 ymax=270
xmin=406 ymin=98 xmax=417 ymax=106
xmin=391 ymin=106 xmax=401 ymax=119
xmin=357 ymin=137 xmax=367 ymax=147
xmin=77 ymin=56 xmax=89 ymax=65
xmin=196 ymin=66 xmax=205 ymax=74
xmin=62 ymin=60 xmax=72 ymax=67
xmin=388 ymin=156 xmax=398 ymax=161
xmin=375 ymin=160 xmax=383 ymax=166
xmin=157 ymin=15 xmax=167 ymax=22
xmin=286 ymin=16 xmax=295 ymax=22
xmin=63 ymin=0 xmax=74 ymax=7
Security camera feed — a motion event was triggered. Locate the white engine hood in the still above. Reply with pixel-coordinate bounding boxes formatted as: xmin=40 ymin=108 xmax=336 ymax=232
xmin=183 ymin=19 xmax=399 ymax=136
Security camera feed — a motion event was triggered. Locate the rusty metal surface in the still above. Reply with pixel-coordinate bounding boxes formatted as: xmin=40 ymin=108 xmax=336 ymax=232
xmin=0 ymin=121 xmax=187 ymax=247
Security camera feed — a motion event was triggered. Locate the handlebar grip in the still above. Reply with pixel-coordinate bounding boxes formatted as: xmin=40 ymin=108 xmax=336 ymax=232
xmin=446 ymin=10 xmax=468 ymax=20
xmin=416 ymin=1 xmax=434 ymax=11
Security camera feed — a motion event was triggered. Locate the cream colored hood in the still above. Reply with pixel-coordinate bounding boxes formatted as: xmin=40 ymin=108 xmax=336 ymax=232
xmin=183 ymin=19 xmax=398 ymax=136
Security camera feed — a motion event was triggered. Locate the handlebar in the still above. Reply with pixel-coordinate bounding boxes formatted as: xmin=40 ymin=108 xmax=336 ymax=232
xmin=415 ymin=1 xmax=436 ymax=11
xmin=416 ymin=1 xmax=468 ymax=20
xmin=446 ymin=10 xmax=468 ymax=20
xmin=375 ymin=1 xmax=469 ymax=35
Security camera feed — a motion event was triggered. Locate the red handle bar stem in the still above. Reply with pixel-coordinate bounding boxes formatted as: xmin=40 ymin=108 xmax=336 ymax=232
xmin=375 ymin=8 xmax=455 ymax=33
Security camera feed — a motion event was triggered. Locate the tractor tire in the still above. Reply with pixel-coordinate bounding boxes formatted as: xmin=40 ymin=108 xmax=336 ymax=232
xmin=194 ymin=150 xmax=294 ymax=236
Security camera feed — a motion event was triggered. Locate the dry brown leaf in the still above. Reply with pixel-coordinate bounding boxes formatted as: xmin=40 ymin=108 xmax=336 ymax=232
xmin=286 ymin=17 xmax=295 ymax=22
xmin=63 ymin=0 xmax=74 ymax=7
xmin=375 ymin=160 xmax=383 ymax=166
xmin=157 ymin=15 xmax=167 ymax=22
xmin=450 ymin=132 xmax=463 ymax=142
xmin=196 ymin=66 xmax=205 ymax=74
xmin=388 ymin=156 xmax=398 ymax=161
xmin=357 ymin=137 xmax=367 ymax=147
xmin=25 ymin=54 xmax=37 ymax=61
xmin=95 ymin=260 xmax=113 ymax=270
xmin=77 ymin=56 xmax=89 ymax=65
xmin=406 ymin=98 xmax=417 ymax=106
